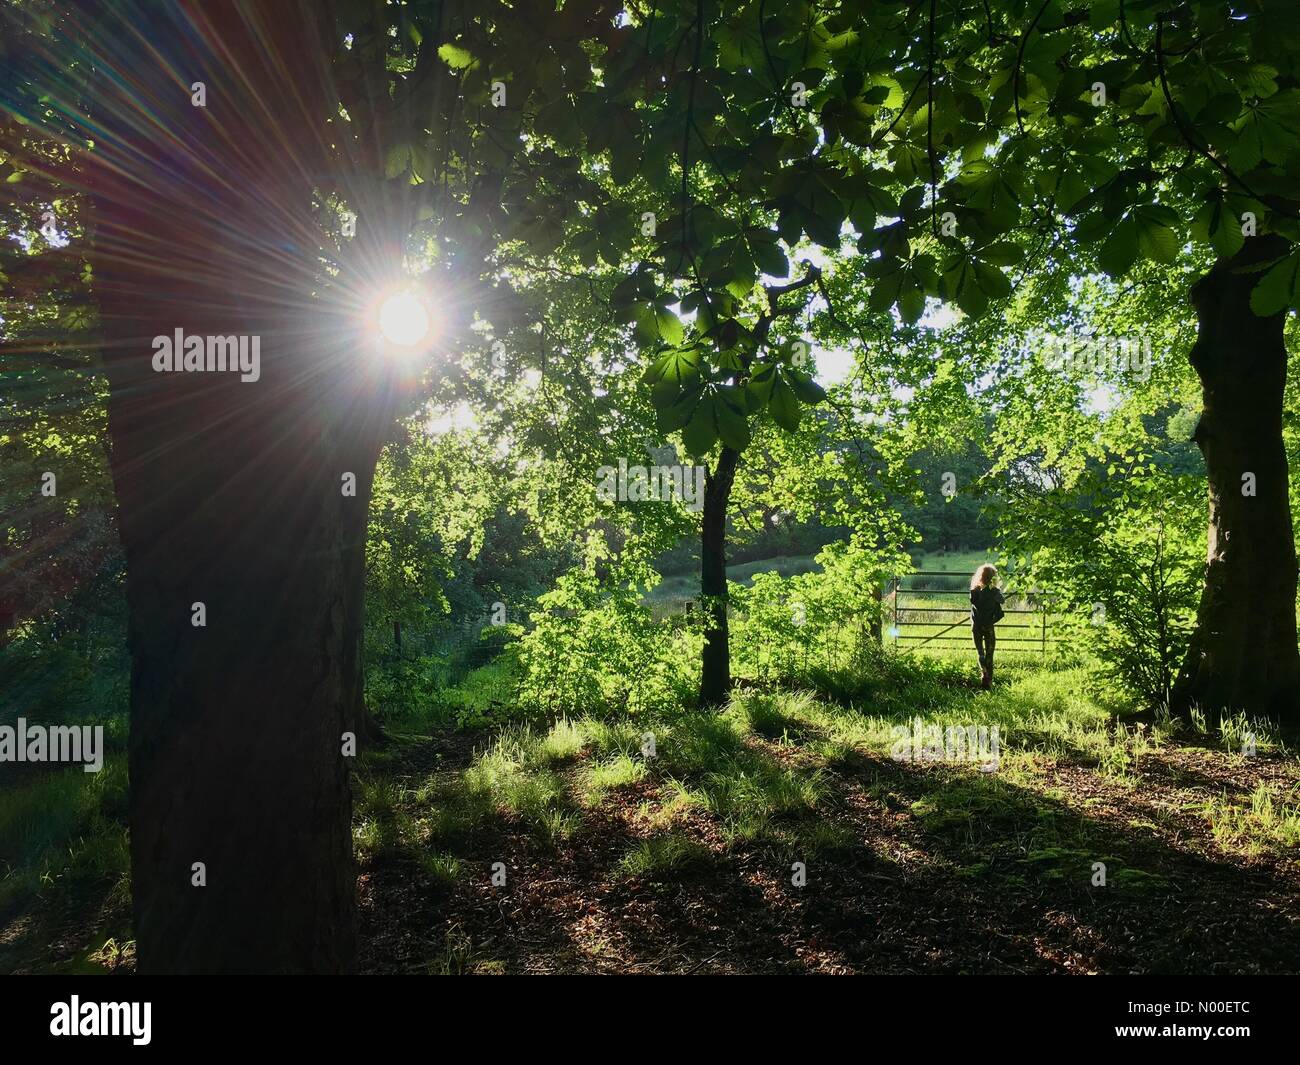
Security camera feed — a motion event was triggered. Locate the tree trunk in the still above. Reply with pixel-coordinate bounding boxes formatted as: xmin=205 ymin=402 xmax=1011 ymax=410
xmin=1171 ymin=234 xmax=1300 ymax=723
xmin=82 ymin=0 xmax=361 ymax=971
xmin=699 ymin=447 xmax=740 ymax=708
xmin=337 ymin=384 xmax=397 ymax=749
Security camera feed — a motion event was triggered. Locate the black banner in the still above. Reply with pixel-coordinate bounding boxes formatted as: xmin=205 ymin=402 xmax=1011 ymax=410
xmin=0 ymin=976 xmax=1290 ymax=1052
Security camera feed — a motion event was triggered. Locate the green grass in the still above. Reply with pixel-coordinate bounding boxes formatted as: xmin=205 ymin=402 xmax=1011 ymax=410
xmin=391 ymin=648 xmax=1299 ymax=892
xmin=324 ymin=639 xmax=1300 ymax=975
xmin=908 ymin=547 xmax=996 ymax=576
xmin=1200 ymin=782 xmax=1300 ymax=854
xmin=649 ymin=546 xmax=999 ymax=603
xmin=616 ymin=833 xmax=712 ymax=879
xmin=0 ymin=757 xmax=132 ymax=973
xmin=580 ymin=752 xmax=647 ymax=805
xmin=0 ymin=759 xmax=131 ymax=915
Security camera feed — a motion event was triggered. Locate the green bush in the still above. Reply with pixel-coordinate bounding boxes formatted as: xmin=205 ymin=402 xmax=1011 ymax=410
xmin=730 ymin=540 xmax=900 ymax=686
xmin=515 ymin=569 xmax=702 ymax=717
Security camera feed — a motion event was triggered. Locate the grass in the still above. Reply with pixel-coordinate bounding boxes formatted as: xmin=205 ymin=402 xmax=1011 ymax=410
xmin=909 ymin=547 xmax=998 ymax=574
xmin=362 ymin=648 xmax=1300 ymax=910
xmin=338 ymin=643 xmax=1300 ymax=973
xmin=580 ymin=752 xmax=647 ymax=805
xmin=617 ymin=834 xmax=711 ymax=879
xmin=646 ymin=553 xmax=825 ymax=605
xmin=650 ymin=546 xmax=1061 ymax=662
xmin=1200 ymin=782 xmax=1300 ymax=855
xmin=0 ymin=756 xmax=132 ymax=973
xmin=647 ymin=547 xmax=995 ymax=607
xmin=9 ymin=631 xmax=1299 ymax=975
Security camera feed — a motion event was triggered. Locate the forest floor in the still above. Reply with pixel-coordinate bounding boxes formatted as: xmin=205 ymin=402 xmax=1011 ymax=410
xmin=5 ymin=653 xmax=1298 ymax=974
xmin=354 ymin=655 xmax=1300 ymax=974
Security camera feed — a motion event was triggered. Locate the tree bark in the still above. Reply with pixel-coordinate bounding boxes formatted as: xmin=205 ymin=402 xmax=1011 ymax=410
xmin=81 ymin=0 xmax=361 ymax=971
xmin=699 ymin=446 xmax=740 ymax=708
xmin=1171 ymin=234 xmax=1300 ymax=723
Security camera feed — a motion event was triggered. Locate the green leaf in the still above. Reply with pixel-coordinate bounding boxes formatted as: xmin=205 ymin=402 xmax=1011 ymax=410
xmin=1088 ymin=0 xmax=1120 ymax=29
xmin=1249 ymin=253 xmax=1300 ymax=316
xmin=748 ymin=235 xmax=789 ymax=277
xmin=974 ymin=260 xmax=1012 ymax=299
xmin=437 ymin=43 xmax=477 ymax=70
xmin=1073 ymin=211 xmax=1112 ymax=245
xmin=1097 ymin=215 xmax=1139 ymax=276
xmin=979 ymin=241 xmax=1024 ymax=267
xmin=1133 ymin=205 xmax=1180 ymax=263
xmin=769 ymin=374 xmax=802 ymax=431
xmin=899 ymin=284 xmax=926 ymax=323
xmin=657 ymin=382 xmax=704 ymax=433
xmin=1192 ymin=197 xmax=1246 ymax=258
xmin=682 ymin=401 xmax=718 ymax=457
xmin=657 ymin=308 xmax=685 ymax=346
xmin=746 ymin=362 xmax=779 ymax=406
xmin=634 ymin=305 xmax=685 ymax=346
xmin=644 ymin=346 xmax=701 ymax=386
xmin=714 ymin=389 xmax=752 ymax=450
xmin=795 ymin=177 xmax=846 ymax=248
xmin=943 ymin=259 xmax=987 ymax=318
xmin=384 ymin=143 xmax=410 ymax=179
xmin=786 ymin=370 xmax=827 ymax=404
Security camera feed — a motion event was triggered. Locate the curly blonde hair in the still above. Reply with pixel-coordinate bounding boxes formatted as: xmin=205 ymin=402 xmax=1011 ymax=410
xmin=971 ymin=563 xmax=998 ymax=590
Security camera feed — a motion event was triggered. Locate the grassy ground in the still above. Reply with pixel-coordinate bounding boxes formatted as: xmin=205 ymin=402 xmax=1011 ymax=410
xmin=7 ymin=648 xmax=1298 ymax=975
xmin=351 ymin=653 xmax=1300 ymax=974
xmin=0 ymin=755 xmax=133 ymax=974
xmin=647 ymin=554 xmax=825 ymax=605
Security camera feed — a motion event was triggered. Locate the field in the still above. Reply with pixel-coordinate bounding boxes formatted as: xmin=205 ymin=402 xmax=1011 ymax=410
xmin=648 ymin=549 xmax=996 ymax=602
xmin=647 ymin=549 xmax=1049 ymax=658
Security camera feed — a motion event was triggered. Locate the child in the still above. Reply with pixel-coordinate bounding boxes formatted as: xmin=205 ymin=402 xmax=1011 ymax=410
xmin=970 ymin=564 xmax=1005 ymax=690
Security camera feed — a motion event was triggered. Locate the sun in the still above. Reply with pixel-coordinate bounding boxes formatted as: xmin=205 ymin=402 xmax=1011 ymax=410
xmin=375 ymin=291 xmax=433 ymax=348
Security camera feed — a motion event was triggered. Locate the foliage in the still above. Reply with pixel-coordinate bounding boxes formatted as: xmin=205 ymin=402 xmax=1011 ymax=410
xmin=729 ymin=538 xmax=905 ymax=684
xmin=515 ymin=568 xmax=703 ymax=717
xmin=1002 ymin=463 xmax=1204 ymax=708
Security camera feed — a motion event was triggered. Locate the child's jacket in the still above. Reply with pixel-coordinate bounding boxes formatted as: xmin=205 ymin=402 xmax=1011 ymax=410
xmin=970 ymin=586 xmax=1005 ymax=627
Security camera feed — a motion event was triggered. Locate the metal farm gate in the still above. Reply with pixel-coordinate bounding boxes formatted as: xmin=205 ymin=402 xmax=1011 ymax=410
xmin=887 ymin=570 xmax=1055 ymax=653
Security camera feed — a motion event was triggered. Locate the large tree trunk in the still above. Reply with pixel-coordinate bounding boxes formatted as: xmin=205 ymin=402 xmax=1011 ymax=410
xmin=1171 ymin=234 xmax=1300 ymax=723
xmin=82 ymin=0 xmax=362 ymax=971
xmin=699 ymin=447 xmax=740 ymax=708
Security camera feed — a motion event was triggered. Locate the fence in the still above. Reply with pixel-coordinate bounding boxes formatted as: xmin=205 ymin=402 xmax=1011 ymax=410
xmin=888 ymin=571 xmax=1057 ymax=653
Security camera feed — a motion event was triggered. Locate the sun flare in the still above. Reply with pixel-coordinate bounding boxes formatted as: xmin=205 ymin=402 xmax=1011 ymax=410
xmin=376 ymin=291 xmax=433 ymax=348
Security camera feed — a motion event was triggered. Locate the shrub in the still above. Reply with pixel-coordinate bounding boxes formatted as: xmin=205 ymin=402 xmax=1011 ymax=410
xmin=515 ymin=569 xmax=701 ymax=716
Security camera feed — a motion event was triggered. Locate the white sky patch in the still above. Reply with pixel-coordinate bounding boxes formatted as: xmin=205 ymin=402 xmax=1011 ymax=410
xmin=424 ymin=401 xmax=476 ymax=436
xmin=815 ymin=346 xmax=855 ymax=387
xmin=1083 ymin=381 xmax=1121 ymax=416
xmin=920 ymin=302 xmax=960 ymax=331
